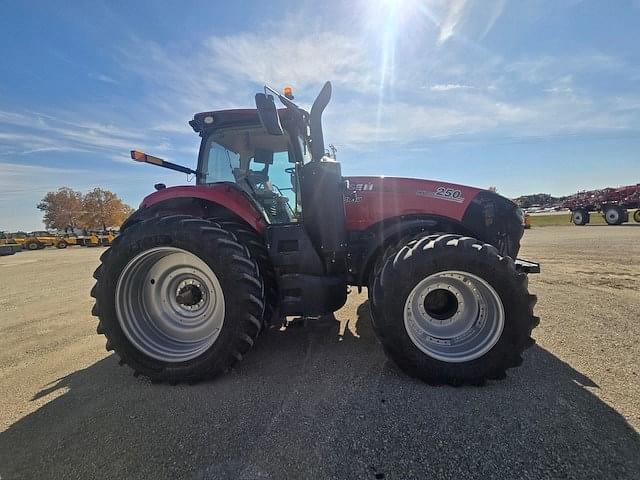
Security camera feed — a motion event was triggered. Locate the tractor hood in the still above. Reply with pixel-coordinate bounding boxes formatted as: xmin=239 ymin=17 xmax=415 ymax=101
xmin=343 ymin=175 xmax=523 ymax=258
xmin=344 ymin=176 xmax=485 ymax=229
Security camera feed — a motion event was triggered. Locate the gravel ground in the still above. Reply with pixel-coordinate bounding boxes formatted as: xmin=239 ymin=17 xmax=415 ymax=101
xmin=0 ymin=226 xmax=639 ymax=479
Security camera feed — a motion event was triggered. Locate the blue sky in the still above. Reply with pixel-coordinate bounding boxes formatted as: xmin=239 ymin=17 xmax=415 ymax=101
xmin=1 ymin=0 xmax=639 ymax=230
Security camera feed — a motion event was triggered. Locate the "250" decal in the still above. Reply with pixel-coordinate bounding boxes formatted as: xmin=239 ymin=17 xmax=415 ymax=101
xmin=417 ymin=186 xmax=465 ymax=203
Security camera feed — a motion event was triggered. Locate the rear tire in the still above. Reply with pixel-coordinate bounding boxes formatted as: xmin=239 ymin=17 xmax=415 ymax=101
xmin=604 ymin=206 xmax=624 ymax=225
xmin=572 ymin=209 xmax=589 ymax=226
xmin=371 ymin=234 xmax=537 ymax=385
xmin=56 ymin=240 xmax=67 ymax=249
xmin=91 ymin=215 xmax=265 ymax=383
xmin=217 ymin=220 xmax=279 ymax=327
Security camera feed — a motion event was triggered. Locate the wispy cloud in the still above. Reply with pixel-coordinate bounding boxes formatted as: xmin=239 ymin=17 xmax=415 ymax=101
xmin=544 ymin=86 xmax=573 ymax=94
xmin=480 ymin=0 xmax=507 ymax=39
xmin=89 ymin=72 xmax=119 ymax=84
xmin=0 ymin=109 xmax=183 ymax=158
xmin=438 ymin=0 xmax=468 ymax=45
xmin=205 ymin=30 xmax=372 ymax=93
xmin=506 ymin=53 xmax=628 ymax=85
xmin=331 ymin=83 xmax=639 ymax=149
xmin=436 ymin=0 xmax=507 ymax=44
xmin=119 ymin=22 xmax=373 ymax=127
xmin=430 ymin=84 xmax=475 ymax=92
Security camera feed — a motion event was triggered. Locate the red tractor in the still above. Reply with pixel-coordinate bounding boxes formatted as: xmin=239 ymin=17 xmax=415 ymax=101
xmin=91 ymin=82 xmax=539 ymax=386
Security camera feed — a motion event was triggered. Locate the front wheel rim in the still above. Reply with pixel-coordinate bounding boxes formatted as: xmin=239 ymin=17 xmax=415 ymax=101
xmin=403 ymin=270 xmax=505 ymax=363
xmin=115 ymin=247 xmax=225 ymax=362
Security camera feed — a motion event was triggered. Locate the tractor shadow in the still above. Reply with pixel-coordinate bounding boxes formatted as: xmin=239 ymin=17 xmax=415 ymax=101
xmin=2 ymin=300 xmax=639 ymax=479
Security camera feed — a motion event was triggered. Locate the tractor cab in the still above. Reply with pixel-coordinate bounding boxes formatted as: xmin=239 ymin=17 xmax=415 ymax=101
xmin=195 ymin=116 xmax=301 ymax=224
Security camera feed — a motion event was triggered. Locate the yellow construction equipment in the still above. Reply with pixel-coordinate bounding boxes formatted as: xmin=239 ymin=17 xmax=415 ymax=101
xmin=11 ymin=231 xmax=55 ymax=250
xmin=79 ymin=231 xmax=118 ymax=247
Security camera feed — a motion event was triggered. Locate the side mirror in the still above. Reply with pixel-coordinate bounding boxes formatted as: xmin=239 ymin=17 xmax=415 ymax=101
xmin=253 ymin=148 xmax=274 ymax=165
xmin=255 ymin=93 xmax=284 ymax=135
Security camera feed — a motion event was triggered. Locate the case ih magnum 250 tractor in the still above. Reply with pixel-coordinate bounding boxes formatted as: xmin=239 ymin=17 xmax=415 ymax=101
xmin=91 ymin=82 xmax=539 ymax=386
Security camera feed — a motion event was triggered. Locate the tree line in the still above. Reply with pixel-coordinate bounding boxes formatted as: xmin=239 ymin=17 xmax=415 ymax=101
xmin=37 ymin=187 xmax=134 ymax=231
xmin=512 ymin=193 xmax=568 ymax=208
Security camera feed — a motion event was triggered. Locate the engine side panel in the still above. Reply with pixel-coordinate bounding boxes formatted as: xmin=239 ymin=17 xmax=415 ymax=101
xmin=344 ymin=176 xmax=483 ymax=231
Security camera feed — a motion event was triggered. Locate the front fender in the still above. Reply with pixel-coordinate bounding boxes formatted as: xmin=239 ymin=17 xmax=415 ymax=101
xmin=351 ymin=215 xmax=474 ymax=286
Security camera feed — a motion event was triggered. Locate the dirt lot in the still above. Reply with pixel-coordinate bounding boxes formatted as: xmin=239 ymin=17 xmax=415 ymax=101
xmin=1 ymin=226 xmax=639 ymax=479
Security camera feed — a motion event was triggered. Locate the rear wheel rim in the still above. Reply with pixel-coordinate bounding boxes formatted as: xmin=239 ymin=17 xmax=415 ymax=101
xmin=115 ymin=247 xmax=225 ymax=362
xmin=574 ymin=212 xmax=583 ymax=224
xmin=403 ymin=270 xmax=505 ymax=363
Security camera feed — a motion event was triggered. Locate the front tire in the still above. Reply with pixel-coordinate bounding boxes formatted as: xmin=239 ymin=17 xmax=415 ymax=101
xmin=572 ymin=209 xmax=589 ymax=226
xmin=91 ymin=215 xmax=264 ymax=383
xmin=634 ymin=210 xmax=640 ymax=223
xmin=371 ymin=234 xmax=537 ymax=385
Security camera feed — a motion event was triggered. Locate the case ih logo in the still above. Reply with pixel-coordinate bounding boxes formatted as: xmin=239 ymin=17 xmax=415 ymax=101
xmin=352 ymin=183 xmax=374 ymax=191
xmin=417 ymin=186 xmax=465 ymax=203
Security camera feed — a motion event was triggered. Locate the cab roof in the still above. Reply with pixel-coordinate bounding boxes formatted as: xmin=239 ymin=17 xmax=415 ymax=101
xmin=190 ymin=108 xmax=289 ymax=135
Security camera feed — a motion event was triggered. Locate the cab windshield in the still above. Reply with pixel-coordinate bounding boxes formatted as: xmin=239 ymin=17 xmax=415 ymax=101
xmin=198 ymin=126 xmax=306 ymax=223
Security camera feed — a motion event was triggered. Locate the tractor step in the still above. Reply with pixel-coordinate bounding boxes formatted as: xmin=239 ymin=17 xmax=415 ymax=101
xmin=278 ymin=273 xmax=347 ymax=317
xmin=515 ymin=258 xmax=540 ymax=274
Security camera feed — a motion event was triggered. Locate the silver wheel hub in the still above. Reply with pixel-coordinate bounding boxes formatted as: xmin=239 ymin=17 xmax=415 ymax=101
xmin=404 ymin=271 xmax=505 ymax=363
xmin=115 ymin=247 xmax=225 ymax=362
xmin=174 ymin=279 xmax=207 ymax=312
xmin=606 ymin=209 xmax=619 ymax=223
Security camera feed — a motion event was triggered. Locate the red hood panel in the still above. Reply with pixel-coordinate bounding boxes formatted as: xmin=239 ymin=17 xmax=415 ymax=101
xmin=344 ymin=176 xmax=483 ymax=231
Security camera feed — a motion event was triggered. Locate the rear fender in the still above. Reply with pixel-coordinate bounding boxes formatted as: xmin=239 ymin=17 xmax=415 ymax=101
xmin=121 ymin=185 xmax=267 ymax=233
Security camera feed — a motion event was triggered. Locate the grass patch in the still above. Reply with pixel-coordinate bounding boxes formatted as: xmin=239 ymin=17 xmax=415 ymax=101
xmin=529 ymin=209 xmax=638 ymax=227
